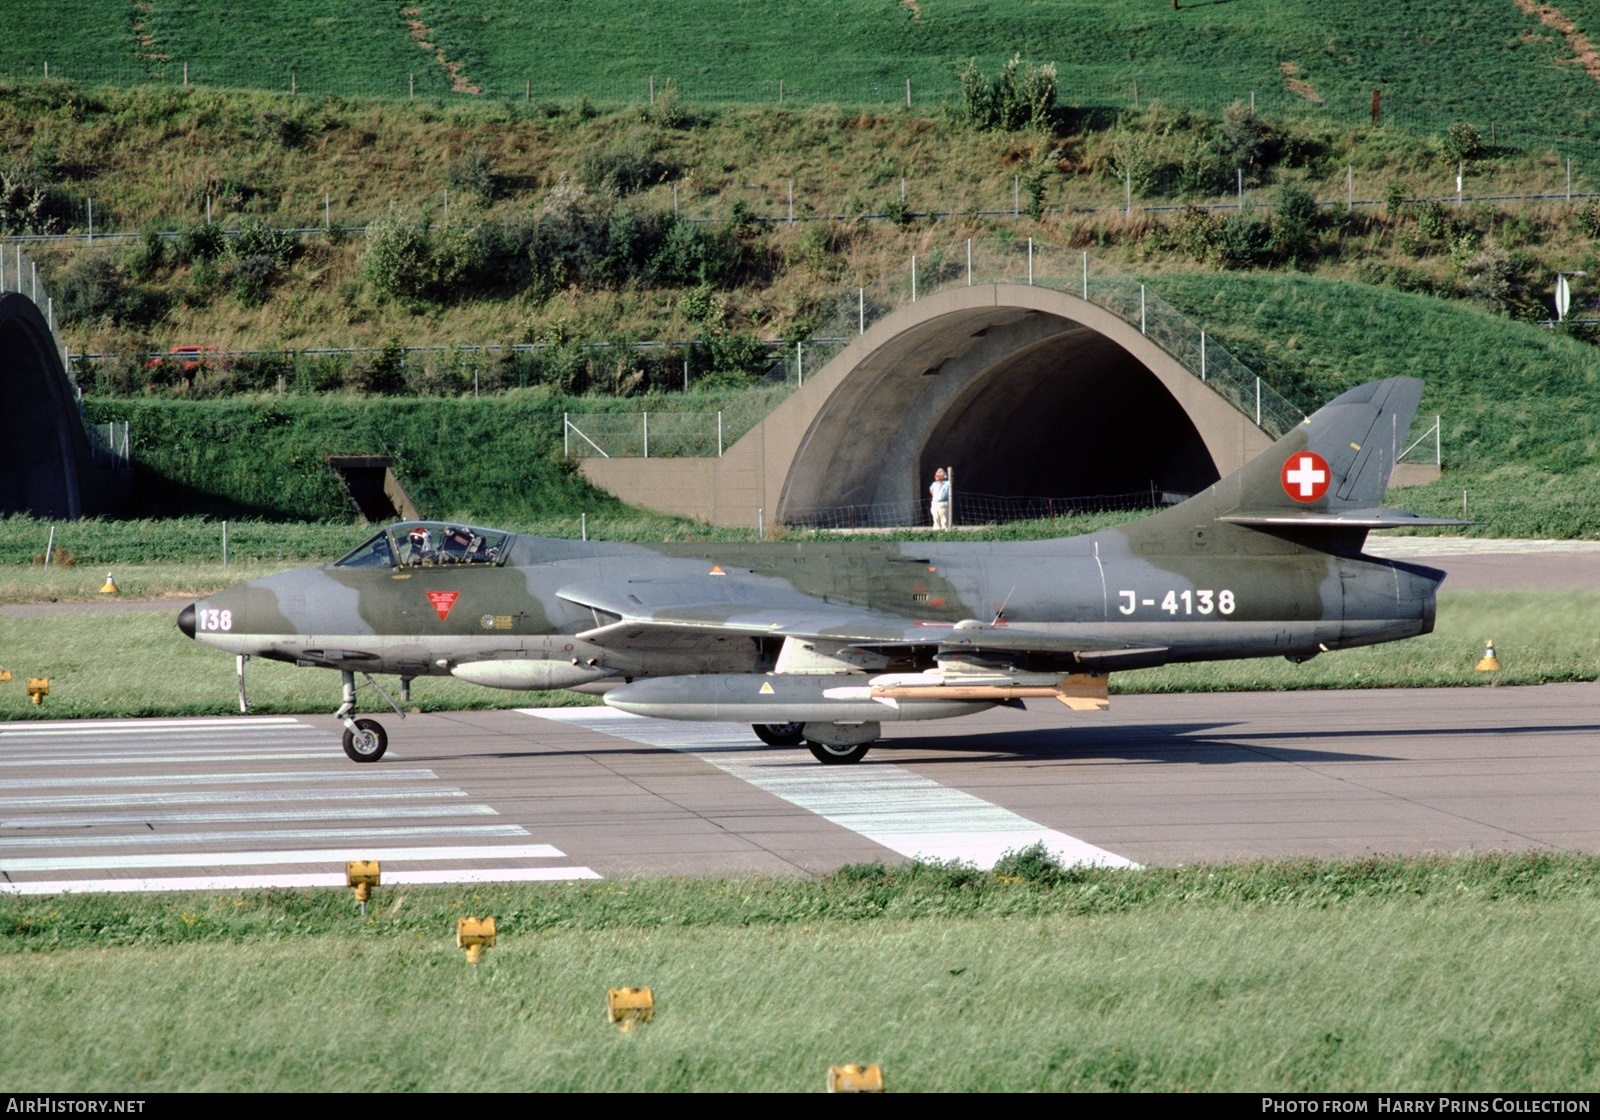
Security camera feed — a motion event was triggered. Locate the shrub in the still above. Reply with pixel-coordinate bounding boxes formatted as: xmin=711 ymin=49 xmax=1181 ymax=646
xmin=0 ymin=167 xmax=67 ymax=234
xmin=581 ymin=147 xmax=676 ymax=197
xmin=228 ymin=254 xmax=278 ymax=307
xmin=232 ymin=218 xmax=295 ymax=268
xmin=1171 ymin=205 xmax=1224 ymax=262
xmin=1217 ymin=211 xmax=1273 ymax=267
xmin=54 ymin=254 xmax=157 ymax=327
xmin=1575 ymin=200 xmax=1600 ymax=239
xmin=1442 ymin=122 xmax=1485 ymax=163
xmin=125 ymin=227 xmax=165 ymax=281
xmin=362 ymin=209 xmax=432 ymax=301
xmin=446 ymin=148 xmax=501 ymax=202
xmin=1272 ymin=183 xmax=1320 ymax=261
xmin=1217 ymin=101 xmax=1272 ymax=186
xmin=1417 ymin=198 xmax=1453 ymax=240
xmin=175 ymin=219 xmax=226 ymax=263
xmin=956 ymin=54 xmax=1057 ymax=131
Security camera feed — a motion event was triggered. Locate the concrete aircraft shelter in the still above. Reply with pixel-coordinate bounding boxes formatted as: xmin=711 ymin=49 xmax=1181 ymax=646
xmin=581 ymin=282 xmax=1281 ymax=527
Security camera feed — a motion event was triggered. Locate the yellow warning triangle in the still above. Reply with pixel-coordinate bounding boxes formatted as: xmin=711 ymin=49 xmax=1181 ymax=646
xmin=709 ymin=564 xmax=726 ymax=575
xmin=759 ymin=682 xmax=774 ymax=694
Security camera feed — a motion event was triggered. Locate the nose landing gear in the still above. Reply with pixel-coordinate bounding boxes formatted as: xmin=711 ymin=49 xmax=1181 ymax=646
xmin=334 ymin=670 xmax=405 ymax=763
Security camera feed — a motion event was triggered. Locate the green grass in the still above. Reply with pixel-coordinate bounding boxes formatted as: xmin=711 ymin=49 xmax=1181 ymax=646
xmin=7 ymin=1 xmax=1600 ymax=144
xmin=3 ymin=854 xmax=1598 ymax=1090
xmin=0 ymin=589 xmax=1587 ymax=721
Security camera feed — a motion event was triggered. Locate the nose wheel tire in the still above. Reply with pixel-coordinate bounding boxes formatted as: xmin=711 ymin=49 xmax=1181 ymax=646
xmin=343 ymin=718 xmax=388 ymax=763
xmin=753 ymin=722 xmax=806 ymax=746
xmin=806 ymin=739 xmax=871 ymax=765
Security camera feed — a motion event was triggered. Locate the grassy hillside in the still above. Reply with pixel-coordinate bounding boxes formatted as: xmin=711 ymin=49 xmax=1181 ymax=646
xmin=68 ymin=274 xmax=1600 ymax=538
xmin=6 ymin=1 xmax=1600 ymax=146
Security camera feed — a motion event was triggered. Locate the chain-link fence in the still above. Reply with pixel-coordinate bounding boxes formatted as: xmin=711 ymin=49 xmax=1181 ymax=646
xmin=784 ymin=489 xmax=1173 ymax=530
xmin=562 ymin=241 xmax=1302 ymax=457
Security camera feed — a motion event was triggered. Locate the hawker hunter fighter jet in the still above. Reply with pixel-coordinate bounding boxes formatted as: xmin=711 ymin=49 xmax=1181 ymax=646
xmin=180 ymin=378 xmax=1459 ymax=764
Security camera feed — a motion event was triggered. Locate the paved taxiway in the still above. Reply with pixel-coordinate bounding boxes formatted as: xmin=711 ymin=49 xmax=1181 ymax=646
xmin=4 ymin=539 xmax=1597 ymax=890
xmin=5 ymin=682 xmax=1599 ymax=889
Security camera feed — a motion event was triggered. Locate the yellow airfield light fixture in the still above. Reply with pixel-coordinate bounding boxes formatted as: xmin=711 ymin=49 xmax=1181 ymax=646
xmin=345 ymin=860 xmax=380 ymax=916
xmin=1476 ymin=639 xmax=1501 ymax=672
xmin=456 ymin=916 xmax=496 ymax=966
xmin=827 ymin=1063 xmax=886 ymax=1093
xmin=100 ymin=573 xmax=120 ymax=595
xmin=606 ymin=987 xmax=654 ymax=1031
xmin=26 ymin=678 xmax=48 ymax=706
xmin=0 ymin=669 xmax=11 ymax=682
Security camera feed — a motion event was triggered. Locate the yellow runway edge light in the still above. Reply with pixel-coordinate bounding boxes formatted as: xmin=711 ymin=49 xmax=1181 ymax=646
xmin=827 ymin=1063 xmax=885 ymax=1093
xmin=345 ymin=860 xmax=380 ymax=911
xmin=456 ymin=916 xmax=496 ymax=965
xmin=607 ymin=987 xmax=654 ymax=1031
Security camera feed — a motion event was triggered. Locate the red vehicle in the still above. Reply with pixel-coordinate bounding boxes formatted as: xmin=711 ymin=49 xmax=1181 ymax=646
xmin=146 ymin=345 xmax=217 ymax=372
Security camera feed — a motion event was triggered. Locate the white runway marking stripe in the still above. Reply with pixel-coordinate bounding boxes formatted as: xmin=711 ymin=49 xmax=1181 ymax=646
xmin=0 ymin=824 xmax=531 ymax=849
xmin=524 ymin=707 xmax=1136 ymax=870
xmin=0 ymin=717 xmax=306 ymax=736
xmin=0 ymin=752 xmax=355 ymax=767
xmin=1 ymin=844 xmax=567 ymax=872
xmin=1 ymin=867 xmax=602 ymax=895
xmin=0 ymin=768 xmax=439 ymax=790
xmin=9 ymin=804 xmax=502 ymax=828
xmin=0 ymin=787 xmax=464 ymax=811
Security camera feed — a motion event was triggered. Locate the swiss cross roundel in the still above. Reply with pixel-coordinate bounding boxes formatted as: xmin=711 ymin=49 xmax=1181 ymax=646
xmin=1280 ymin=452 xmax=1331 ymax=502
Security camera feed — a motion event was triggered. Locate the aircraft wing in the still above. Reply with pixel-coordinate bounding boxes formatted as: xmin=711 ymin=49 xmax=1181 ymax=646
xmin=557 ymin=576 xmax=1161 ymax=664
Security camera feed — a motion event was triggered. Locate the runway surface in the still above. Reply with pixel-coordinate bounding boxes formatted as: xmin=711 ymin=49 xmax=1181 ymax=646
xmin=5 ymin=681 xmax=1599 ymax=889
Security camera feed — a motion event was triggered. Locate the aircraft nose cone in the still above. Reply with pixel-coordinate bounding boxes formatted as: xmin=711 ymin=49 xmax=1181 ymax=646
xmin=177 ymin=603 xmax=196 ymax=639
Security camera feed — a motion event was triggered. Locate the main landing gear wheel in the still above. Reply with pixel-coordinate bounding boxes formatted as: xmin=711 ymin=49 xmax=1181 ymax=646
xmin=342 ymin=718 xmax=388 ymax=763
xmin=753 ymin=721 xmax=806 ymax=746
xmin=806 ymin=739 xmax=871 ymax=765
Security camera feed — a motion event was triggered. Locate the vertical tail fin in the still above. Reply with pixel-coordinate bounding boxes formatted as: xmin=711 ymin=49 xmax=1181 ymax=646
xmin=1144 ymin=378 xmax=1465 ymax=539
xmin=1231 ymin=377 xmax=1424 ymax=516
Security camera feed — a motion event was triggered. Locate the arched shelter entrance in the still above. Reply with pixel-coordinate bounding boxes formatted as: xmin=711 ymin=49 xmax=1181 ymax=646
xmin=580 ymin=281 xmax=1282 ymax=528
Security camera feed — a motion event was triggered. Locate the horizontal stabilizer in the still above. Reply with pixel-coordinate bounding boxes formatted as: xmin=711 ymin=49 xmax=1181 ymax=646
xmin=1219 ymin=509 xmax=1472 ymax=529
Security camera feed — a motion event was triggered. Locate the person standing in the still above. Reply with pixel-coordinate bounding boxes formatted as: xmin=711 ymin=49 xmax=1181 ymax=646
xmin=929 ymin=467 xmax=951 ymax=529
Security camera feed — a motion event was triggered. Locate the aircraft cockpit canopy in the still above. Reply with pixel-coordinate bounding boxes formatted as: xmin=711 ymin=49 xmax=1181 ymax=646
xmin=334 ymin=521 xmax=515 ymax=569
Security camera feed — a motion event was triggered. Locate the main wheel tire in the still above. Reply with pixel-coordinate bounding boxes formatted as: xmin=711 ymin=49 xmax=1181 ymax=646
xmin=806 ymin=739 xmax=871 ymax=765
xmin=342 ymin=718 xmax=388 ymax=763
xmin=753 ymin=721 xmax=806 ymax=746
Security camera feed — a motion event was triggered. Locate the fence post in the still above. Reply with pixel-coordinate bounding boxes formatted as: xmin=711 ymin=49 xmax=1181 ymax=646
xmin=1435 ymin=415 xmax=1441 ymax=466
xmin=1140 ymin=285 xmax=1146 ymax=334
xmin=966 ymin=238 xmax=972 ymax=286
xmin=1256 ymin=378 xmax=1262 ymax=427
xmin=1200 ymin=331 xmax=1206 ymax=381
xmin=1028 ymin=237 xmax=1033 ymax=285
xmin=1082 ymin=251 xmax=1088 ymax=299
xmin=718 ymin=411 xmax=723 ymax=457
xmin=859 ymin=287 xmax=865 ymax=334
xmin=911 ymin=255 xmax=917 ymax=302
xmin=222 ymin=520 xmax=228 ymax=568
xmin=564 ymin=412 xmax=569 ymax=458
xmin=643 ymin=412 xmax=649 ymax=458
xmin=797 ymin=341 xmax=803 ymax=387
